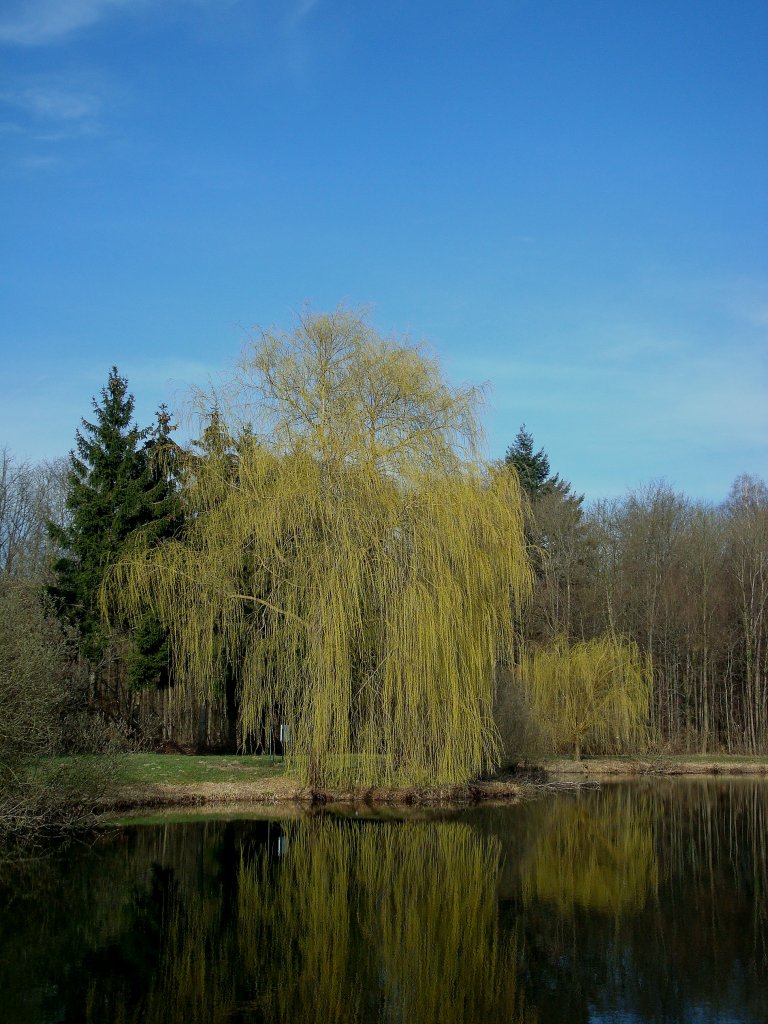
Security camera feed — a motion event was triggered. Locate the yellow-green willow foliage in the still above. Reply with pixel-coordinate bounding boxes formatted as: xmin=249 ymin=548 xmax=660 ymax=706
xmin=248 ymin=819 xmax=528 ymax=1024
xmin=107 ymin=308 xmax=532 ymax=786
xmin=523 ymin=635 xmax=651 ymax=759
xmin=521 ymin=787 xmax=659 ymax=917
xmin=115 ymin=819 xmax=530 ymax=1024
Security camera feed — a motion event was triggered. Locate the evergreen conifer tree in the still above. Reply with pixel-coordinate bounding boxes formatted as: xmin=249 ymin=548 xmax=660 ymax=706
xmin=504 ymin=424 xmax=554 ymax=499
xmin=504 ymin=423 xmax=582 ymax=514
xmin=49 ymin=370 xmax=179 ymax=681
xmin=125 ymin=403 xmax=183 ymax=688
xmin=503 ymin=425 xmax=590 ymax=645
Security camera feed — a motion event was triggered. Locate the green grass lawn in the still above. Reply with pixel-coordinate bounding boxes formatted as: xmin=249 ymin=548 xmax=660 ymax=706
xmin=111 ymin=753 xmax=288 ymax=785
xmin=55 ymin=751 xmax=768 ymax=790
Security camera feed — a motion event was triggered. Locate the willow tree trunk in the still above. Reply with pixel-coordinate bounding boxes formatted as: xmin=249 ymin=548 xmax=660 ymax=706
xmin=224 ymin=668 xmax=239 ymax=753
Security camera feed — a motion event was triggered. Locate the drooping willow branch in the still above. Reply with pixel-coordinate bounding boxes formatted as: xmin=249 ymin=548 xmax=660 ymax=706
xmin=105 ymin=308 xmax=532 ymax=786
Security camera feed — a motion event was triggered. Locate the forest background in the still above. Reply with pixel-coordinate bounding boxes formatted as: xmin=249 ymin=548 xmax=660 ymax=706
xmin=1 ymin=307 xmax=766 ymax=834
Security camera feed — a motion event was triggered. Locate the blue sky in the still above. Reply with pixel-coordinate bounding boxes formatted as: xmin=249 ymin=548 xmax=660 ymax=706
xmin=1 ymin=0 xmax=766 ymax=501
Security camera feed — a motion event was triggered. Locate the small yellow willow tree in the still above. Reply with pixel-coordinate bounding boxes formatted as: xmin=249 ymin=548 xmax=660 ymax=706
xmin=523 ymin=635 xmax=651 ymax=760
xmin=108 ymin=308 xmax=532 ymax=787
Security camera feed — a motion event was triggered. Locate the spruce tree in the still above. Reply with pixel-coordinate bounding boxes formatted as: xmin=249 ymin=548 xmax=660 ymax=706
xmin=504 ymin=424 xmax=589 ymax=644
xmin=125 ymin=403 xmax=183 ymax=688
xmin=505 ymin=423 xmax=582 ymax=511
xmin=504 ymin=424 xmax=553 ymax=499
xmin=49 ymin=370 xmax=179 ymax=678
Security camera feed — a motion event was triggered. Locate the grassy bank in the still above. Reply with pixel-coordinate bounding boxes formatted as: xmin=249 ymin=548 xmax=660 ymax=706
xmin=93 ymin=753 xmax=527 ymax=813
xmin=77 ymin=752 xmax=768 ymax=817
xmin=112 ymin=753 xmax=287 ymax=785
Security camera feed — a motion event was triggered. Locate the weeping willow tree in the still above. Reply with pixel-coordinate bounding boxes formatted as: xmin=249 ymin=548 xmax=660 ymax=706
xmin=107 ymin=307 xmax=532 ymax=786
xmin=523 ymin=635 xmax=651 ymax=760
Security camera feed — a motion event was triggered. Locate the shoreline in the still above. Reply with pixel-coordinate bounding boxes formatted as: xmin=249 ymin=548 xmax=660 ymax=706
xmin=521 ymin=756 xmax=768 ymax=777
xmin=96 ymin=777 xmax=528 ymax=816
xmin=95 ymin=755 xmax=768 ymax=818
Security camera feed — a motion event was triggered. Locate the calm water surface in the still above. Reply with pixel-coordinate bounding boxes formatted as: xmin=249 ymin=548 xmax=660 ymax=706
xmin=1 ymin=779 xmax=766 ymax=1023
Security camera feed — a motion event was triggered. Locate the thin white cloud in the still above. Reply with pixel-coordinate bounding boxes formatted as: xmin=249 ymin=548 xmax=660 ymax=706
xmin=461 ymin=313 xmax=768 ymax=492
xmin=7 ymin=153 xmax=65 ymax=170
xmin=286 ymin=0 xmax=320 ymax=29
xmin=0 ymin=81 xmax=103 ymax=155
xmin=0 ymin=0 xmax=245 ymax=46
xmin=1 ymin=85 xmax=101 ymax=121
xmin=0 ymin=0 xmax=137 ymax=45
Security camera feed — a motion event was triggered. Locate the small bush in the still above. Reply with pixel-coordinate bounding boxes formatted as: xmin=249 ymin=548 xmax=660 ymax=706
xmin=0 ymin=579 xmax=114 ymax=838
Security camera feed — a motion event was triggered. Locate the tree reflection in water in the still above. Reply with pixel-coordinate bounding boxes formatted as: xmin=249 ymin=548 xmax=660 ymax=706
xmin=0 ymin=781 xmax=766 ymax=1024
xmin=508 ymin=780 xmax=768 ymax=1023
xmin=521 ymin=786 xmax=659 ymax=916
xmin=75 ymin=818 xmax=529 ymax=1024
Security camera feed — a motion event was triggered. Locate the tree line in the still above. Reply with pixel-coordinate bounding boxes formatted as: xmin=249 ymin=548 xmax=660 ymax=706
xmin=1 ymin=308 xmax=766 ymax=817
xmin=507 ymin=428 xmax=768 ymax=754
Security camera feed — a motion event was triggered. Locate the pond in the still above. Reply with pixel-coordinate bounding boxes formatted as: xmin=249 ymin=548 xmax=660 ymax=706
xmin=1 ymin=779 xmax=766 ymax=1023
